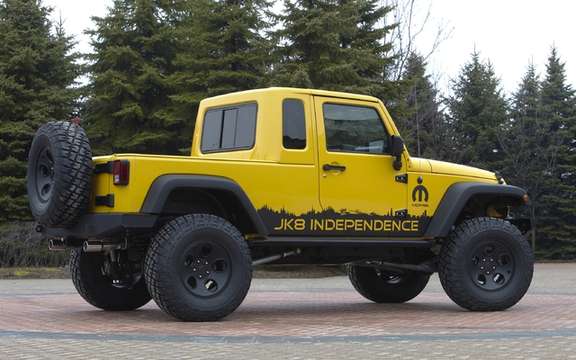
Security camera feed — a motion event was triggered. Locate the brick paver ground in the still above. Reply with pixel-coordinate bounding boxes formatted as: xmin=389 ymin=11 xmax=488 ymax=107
xmin=0 ymin=263 xmax=575 ymax=359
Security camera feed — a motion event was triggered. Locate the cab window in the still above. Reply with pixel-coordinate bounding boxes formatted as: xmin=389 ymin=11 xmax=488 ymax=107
xmin=201 ymin=103 xmax=257 ymax=152
xmin=323 ymin=103 xmax=389 ymax=154
xmin=282 ymin=99 xmax=306 ymax=149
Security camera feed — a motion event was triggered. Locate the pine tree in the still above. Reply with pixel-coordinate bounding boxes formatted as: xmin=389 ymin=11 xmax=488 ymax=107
xmin=447 ymin=51 xmax=508 ymax=171
xmin=200 ymin=0 xmax=273 ymax=95
xmin=166 ymin=0 xmax=273 ymax=142
xmin=500 ymin=63 xmax=542 ymax=188
xmin=397 ymin=53 xmax=448 ymax=159
xmin=537 ymin=48 xmax=576 ymax=245
xmin=85 ymin=0 xmax=179 ymax=154
xmin=272 ymin=0 xmax=395 ymax=99
xmin=0 ymin=0 xmax=80 ymax=221
xmin=499 ymin=63 xmax=546 ymax=247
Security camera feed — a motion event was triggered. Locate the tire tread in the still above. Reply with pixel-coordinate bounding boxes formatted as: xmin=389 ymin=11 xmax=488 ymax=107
xmin=144 ymin=214 xmax=252 ymax=321
xmin=438 ymin=217 xmax=533 ymax=311
xmin=27 ymin=121 xmax=92 ymax=226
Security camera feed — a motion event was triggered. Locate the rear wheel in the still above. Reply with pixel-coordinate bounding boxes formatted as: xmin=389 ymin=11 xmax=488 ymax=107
xmin=348 ymin=265 xmax=430 ymax=303
xmin=144 ymin=214 xmax=252 ymax=321
xmin=438 ymin=217 xmax=534 ymax=311
xmin=70 ymin=248 xmax=151 ymax=311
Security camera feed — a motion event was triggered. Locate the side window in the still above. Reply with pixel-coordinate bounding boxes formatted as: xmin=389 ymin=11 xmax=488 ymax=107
xmin=201 ymin=103 xmax=257 ymax=152
xmin=282 ymin=99 xmax=306 ymax=149
xmin=323 ymin=103 xmax=389 ymax=154
xmin=201 ymin=110 xmax=223 ymax=152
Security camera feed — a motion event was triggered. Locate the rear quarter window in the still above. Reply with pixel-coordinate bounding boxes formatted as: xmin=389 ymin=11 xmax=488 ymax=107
xmin=201 ymin=103 xmax=257 ymax=153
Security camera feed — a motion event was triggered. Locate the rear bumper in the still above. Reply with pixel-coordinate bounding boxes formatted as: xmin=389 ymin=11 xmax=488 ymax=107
xmin=41 ymin=214 xmax=158 ymax=242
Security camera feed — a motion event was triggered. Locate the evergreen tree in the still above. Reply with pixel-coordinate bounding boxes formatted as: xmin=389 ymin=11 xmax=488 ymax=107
xmin=397 ymin=53 xmax=448 ymax=159
xmin=166 ymin=0 xmax=273 ymax=141
xmin=447 ymin=51 xmax=508 ymax=171
xmin=499 ymin=63 xmax=546 ymax=247
xmin=85 ymin=0 xmax=179 ymax=154
xmin=0 ymin=0 xmax=80 ymax=221
xmin=273 ymin=0 xmax=395 ymax=99
xmin=537 ymin=48 xmax=576 ymax=245
xmin=500 ymin=63 xmax=542 ymax=188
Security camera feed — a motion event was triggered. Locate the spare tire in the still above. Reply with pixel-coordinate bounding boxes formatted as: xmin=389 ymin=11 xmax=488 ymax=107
xmin=27 ymin=121 xmax=92 ymax=227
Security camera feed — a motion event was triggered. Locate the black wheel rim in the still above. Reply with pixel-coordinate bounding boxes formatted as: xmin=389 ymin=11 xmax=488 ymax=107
xmin=469 ymin=242 xmax=515 ymax=291
xmin=180 ymin=237 xmax=232 ymax=297
xmin=35 ymin=148 xmax=55 ymax=203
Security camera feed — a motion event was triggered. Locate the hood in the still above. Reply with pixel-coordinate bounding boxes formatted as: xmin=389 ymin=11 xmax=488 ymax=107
xmin=427 ymin=159 xmax=497 ymax=180
xmin=409 ymin=157 xmax=497 ymax=181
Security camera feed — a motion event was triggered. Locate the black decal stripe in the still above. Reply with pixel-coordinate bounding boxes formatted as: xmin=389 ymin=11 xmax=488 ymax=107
xmin=258 ymin=206 xmax=430 ymax=237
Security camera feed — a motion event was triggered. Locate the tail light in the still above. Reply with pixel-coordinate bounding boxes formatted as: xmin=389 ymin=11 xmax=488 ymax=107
xmin=112 ymin=160 xmax=130 ymax=185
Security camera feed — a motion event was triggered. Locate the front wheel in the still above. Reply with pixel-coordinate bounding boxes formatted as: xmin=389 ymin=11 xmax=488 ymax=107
xmin=438 ymin=217 xmax=534 ymax=311
xmin=348 ymin=265 xmax=430 ymax=303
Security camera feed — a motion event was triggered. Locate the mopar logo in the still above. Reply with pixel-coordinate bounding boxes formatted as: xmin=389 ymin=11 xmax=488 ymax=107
xmin=412 ymin=177 xmax=429 ymax=202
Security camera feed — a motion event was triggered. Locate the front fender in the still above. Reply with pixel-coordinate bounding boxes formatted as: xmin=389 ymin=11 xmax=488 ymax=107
xmin=424 ymin=182 xmax=527 ymax=238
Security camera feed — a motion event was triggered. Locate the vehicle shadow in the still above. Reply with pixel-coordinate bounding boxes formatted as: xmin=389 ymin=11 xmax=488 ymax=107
xmin=68 ymin=299 xmax=467 ymax=325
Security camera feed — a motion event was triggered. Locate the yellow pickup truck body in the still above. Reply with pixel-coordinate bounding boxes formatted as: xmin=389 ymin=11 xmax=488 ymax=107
xmin=89 ymin=87 xmax=509 ymax=240
xmin=31 ymin=87 xmax=533 ymax=321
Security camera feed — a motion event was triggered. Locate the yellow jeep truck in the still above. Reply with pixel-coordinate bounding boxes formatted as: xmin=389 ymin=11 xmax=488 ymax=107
xmin=27 ymin=87 xmax=533 ymax=321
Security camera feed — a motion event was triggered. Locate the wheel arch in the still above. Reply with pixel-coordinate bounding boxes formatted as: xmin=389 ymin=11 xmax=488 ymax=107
xmin=424 ymin=182 xmax=528 ymax=238
xmin=140 ymin=175 xmax=267 ymax=236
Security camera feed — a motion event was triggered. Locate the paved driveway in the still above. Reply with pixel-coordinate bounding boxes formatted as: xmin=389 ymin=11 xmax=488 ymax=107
xmin=0 ymin=263 xmax=575 ymax=359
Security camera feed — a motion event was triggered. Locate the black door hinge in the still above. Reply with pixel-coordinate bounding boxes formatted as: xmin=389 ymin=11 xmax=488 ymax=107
xmin=395 ymin=174 xmax=408 ymax=183
xmin=95 ymin=194 xmax=115 ymax=207
xmin=94 ymin=162 xmax=113 ymax=174
xmin=395 ymin=209 xmax=408 ymax=217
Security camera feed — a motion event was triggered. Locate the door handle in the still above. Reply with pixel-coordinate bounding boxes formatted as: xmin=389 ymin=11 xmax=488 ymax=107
xmin=323 ymin=163 xmax=346 ymax=172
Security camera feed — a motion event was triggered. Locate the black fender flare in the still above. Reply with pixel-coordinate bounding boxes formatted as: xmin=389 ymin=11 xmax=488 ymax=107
xmin=140 ymin=175 xmax=267 ymax=236
xmin=424 ymin=182 xmax=527 ymax=238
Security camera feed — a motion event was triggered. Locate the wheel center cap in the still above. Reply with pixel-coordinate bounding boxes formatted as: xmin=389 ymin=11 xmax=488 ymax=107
xmin=190 ymin=258 xmax=212 ymax=278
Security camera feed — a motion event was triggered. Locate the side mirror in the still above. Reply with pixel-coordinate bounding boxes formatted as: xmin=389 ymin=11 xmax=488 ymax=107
xmin=390 ymin=135 xmax=404 ymax=170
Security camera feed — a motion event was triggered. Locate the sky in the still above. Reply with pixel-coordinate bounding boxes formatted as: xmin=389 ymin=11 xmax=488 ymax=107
xmin=44 ymin=0 xmax=575 ymax=96
xmin=413 ymin=0 xmax=576 ymax=94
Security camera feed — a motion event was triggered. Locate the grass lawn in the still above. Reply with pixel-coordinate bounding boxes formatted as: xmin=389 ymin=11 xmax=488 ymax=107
xmin=0 ymin=267 xmax=70 ymax=279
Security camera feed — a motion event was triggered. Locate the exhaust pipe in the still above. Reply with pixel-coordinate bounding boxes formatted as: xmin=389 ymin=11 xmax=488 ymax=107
xmin=358 ymin=259 xmax=437 ymax=274
xmin=83 ymin=241 xmax=121 ymax=253
xmin=48 ymin=239 xmax=66 ymax=251
xmin=252 ymin=249 xmax=301 ymax=266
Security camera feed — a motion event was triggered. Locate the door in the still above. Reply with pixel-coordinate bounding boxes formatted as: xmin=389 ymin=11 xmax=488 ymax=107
xmin=312 ymin=97 xmax=417 ymax=237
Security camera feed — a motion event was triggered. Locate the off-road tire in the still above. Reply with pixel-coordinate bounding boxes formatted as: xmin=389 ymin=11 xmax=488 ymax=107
xmin=348 ymin=265 xmax=430 ymax=303
xmin=144 ymin=214 xmax=252 ymax=321
xmin=438 ymin=217 xmax=533 ymax=311
xmin=70 ymin=248 xmax=151 ymax=311
xmin=27 ymin=121 xmax=92 ymax=227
